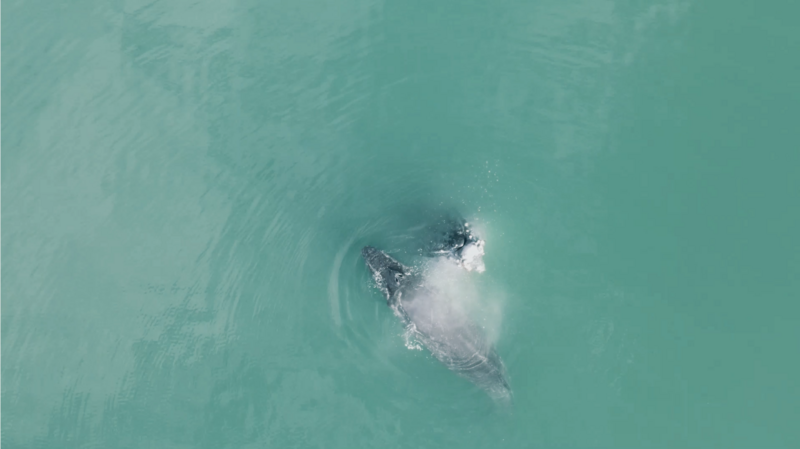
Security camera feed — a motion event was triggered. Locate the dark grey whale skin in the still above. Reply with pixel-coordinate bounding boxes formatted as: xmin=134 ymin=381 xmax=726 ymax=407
xmin=422 ymin=215 xmax=481 ymax=261
xmin=361 ymin=246 xmax=511 ymax=400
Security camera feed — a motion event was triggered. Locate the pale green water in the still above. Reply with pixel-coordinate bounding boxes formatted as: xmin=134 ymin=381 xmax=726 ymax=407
xmin=3 ymin=0 xmax=800 ymax=447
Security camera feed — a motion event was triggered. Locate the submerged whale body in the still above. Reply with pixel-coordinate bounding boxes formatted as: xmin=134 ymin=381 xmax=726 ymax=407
xmin=362 ymin=243 xmax=510 ymax=400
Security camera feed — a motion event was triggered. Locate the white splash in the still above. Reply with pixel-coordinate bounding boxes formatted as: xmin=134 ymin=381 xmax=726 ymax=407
xmin=458 ymin=240 xmax=486 ymax=273
xmin=413 ymin=257 xmax=505 ymax=345
xmin=402 ymin=323 xmax=424 ymax=351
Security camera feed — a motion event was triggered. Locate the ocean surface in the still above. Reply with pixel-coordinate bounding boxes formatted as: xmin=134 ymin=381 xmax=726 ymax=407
xmin=3 ymin=0 xmax=799 ymax=447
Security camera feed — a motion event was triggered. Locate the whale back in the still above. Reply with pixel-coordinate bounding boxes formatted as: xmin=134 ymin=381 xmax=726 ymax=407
xmin=361 ymin=246 xmax=511 ymax=400
xmin=401 ymin=282 xmax=511 ymax=400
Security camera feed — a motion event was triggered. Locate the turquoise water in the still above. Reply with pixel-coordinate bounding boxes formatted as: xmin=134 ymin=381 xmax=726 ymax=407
xmin=3 ymin=0 xmax=800 ymax=447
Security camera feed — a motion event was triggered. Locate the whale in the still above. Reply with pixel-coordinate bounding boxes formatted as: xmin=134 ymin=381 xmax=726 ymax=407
xmin=422 ymin=215 xmax=486 ymax=272
xmin=362 ymin=245 xmax=510 ymax=400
